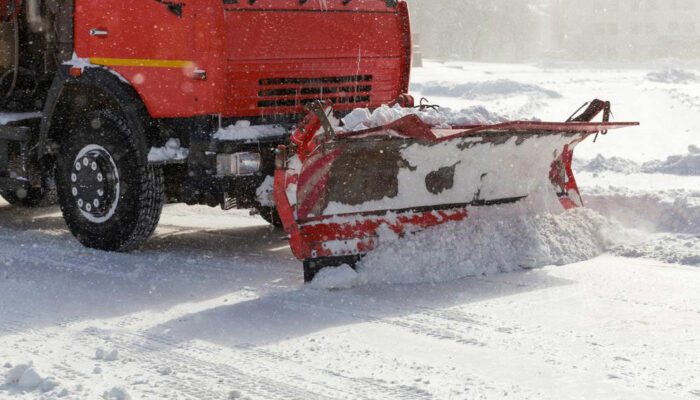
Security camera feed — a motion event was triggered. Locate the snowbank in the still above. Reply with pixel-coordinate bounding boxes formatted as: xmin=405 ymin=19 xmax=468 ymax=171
xmin=575 ymin=154 xmax=641 ymax=174
xmin=341 ymin=103 xmax=506 ymax=131
xmin=411 ymin=79 xmax=561 ymax=99
xmin=214 ymin=120 xmax=287 ymax=141
xmin=642 ymin=145 xmax=700 ymax=175
xmin=645 ymin=69 xmax=698 ymax=84
xmin=581 ymin=186 xmax=700 ymax=235
xmin=148 ymin=138 xmax=189 ymax=163
xmin=576 ymin=145 xmax=700 ymax=176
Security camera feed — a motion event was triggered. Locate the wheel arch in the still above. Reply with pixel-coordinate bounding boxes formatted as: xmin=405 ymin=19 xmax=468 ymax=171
xmin=39 ymin=66 xmax=160 ymax=160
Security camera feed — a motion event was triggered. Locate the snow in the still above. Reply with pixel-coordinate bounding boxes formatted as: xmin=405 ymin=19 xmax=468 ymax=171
xmin=214 ymin=120 xmax=287 ymax=141
xmin=0 ymin=112 xmax=42 ymax=125
xmin=255 ymin=175 xmax=275 ymax=207
xmin=356 ymin=207 xmax=633 ymax=286
xmin=4 ymin=363 xmax=58 ymax=392
xmin=341 ymin=103 xmax=505 ymax=131
xmin=308 ymin=264 xmax=358 ymax=290
xmin=0 ymin=61 xmax=699 ymax=399
xmin=147 ymin=138 xmax=189 ymax=162
xmin=577 ymin=145 xmax=700 ymax=176
xmin=95 ymin=348 xmax=119 ymax=361
xmin=646 ymin=69 xmax=698 ymax=84
xmin=103 ymin=387 xmax=131 ymax=400
xmin=64 ymin=52 xmax=130 ymax=84
xmin=411 ymin=78 xmax=562 ymax=99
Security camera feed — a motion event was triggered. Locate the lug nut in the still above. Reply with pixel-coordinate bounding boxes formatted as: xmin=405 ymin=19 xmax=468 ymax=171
xmin=71 ymin=187 xmax=78 ymax=196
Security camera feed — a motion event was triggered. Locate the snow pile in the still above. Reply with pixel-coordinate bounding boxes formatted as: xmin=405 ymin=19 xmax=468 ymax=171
xmin=612 ymin=233 xmax=700 ymax=267
xmin=4 ymin=363 xmax=59 ymax=392
xmin=148 ymin=138 xmax=189 ymax=163
xmin=646 ymin=69 xmax=698 ymax=84
xmin=214 ymin=120 xmax=287 ymax=141
xmin=576 ymin=145 xmax=700 ymax=176
xmin=341 ymin=103 xmax=505 ymax=131
xmin=411 ymin=79 xmax=561 ymax=99
xmin=308 ymin=264 xmax=358 ymax=290
xmin=576 ymin=154 xmax=641 ymax=174
xmin=95 ymin=348 xmax=119 ymax=361
xmin=310 ymin=205 xmax=634 ymax=289
xmin=354 ymin=207 xmax=629 ymax=285
xmin=103 ymin=386 xmax=131 ymax=400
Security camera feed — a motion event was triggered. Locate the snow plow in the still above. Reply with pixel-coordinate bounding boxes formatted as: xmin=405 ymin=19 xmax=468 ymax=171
xmin=274 ymin=100 xmax=639 ymax=281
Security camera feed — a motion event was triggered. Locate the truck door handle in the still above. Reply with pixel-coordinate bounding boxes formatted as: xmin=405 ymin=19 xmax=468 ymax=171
xmin=89 ymin=28 xmax=109 ymax=37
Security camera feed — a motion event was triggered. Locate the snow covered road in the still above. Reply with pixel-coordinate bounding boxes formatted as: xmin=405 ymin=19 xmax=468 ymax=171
xmin=0 ymin=203 xmax=698 ymax=399
xmin=1 ymin=61 xmax=699 ymax=399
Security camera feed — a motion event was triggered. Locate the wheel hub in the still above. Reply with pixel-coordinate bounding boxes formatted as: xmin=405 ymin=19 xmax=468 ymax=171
xmin=71 ymin=145 xmax=120 ymax=223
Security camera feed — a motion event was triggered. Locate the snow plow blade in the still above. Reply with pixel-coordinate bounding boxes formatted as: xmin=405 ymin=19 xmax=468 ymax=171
xmin=274 ymin=100 xmax=638 ymax=281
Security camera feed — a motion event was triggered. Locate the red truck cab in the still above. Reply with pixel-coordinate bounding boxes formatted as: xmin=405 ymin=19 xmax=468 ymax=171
xmin=74 ymin=0 xmax=411 ymax=118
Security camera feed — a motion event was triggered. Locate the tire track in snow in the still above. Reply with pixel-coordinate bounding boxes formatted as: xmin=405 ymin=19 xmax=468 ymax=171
xmin=83 ymin=326 xmax=433 ymax=400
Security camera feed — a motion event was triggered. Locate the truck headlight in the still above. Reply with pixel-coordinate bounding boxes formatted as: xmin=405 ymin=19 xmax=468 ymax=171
xmin=216 ymin=152 xmax=262 ymax=176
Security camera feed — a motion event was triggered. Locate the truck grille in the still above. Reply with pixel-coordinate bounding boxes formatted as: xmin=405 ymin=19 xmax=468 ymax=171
xmin=257 ymin=75 xmax=372 ymax=108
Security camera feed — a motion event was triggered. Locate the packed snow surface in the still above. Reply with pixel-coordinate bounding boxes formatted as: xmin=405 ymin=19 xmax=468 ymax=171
xmin=214 ymin=120 xmax=287 ymax=141
xmin=1 ymin=61 xmax=699 ymax=399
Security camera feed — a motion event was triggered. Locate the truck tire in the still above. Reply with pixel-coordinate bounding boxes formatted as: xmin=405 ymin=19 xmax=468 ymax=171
xmin=55 ymin=110 xmax=164 ymax=252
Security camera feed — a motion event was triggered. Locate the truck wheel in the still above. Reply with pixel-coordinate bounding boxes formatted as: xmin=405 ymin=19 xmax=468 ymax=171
xmin=55 ymin=110 xmax=164 ymax=252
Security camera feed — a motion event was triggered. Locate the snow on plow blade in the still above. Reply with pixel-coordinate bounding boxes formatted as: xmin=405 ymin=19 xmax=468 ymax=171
xmin=274 ymin=100 xmax=638 ymax=281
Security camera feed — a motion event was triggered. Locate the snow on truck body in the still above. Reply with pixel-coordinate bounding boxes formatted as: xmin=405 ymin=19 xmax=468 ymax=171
xmin=0 ymin=0 xmax=411 ymax=252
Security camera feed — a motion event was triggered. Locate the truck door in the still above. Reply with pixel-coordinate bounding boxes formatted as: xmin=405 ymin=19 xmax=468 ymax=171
xmin=74 ymin=0 xmax=196 ymax=117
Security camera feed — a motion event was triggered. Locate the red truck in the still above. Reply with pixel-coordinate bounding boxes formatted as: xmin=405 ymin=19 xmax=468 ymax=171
xmin=0 ymin=0 xmax=412 ymax=251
